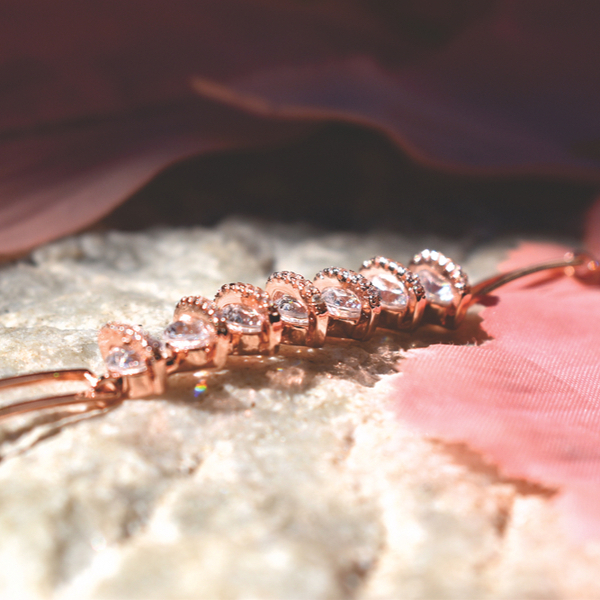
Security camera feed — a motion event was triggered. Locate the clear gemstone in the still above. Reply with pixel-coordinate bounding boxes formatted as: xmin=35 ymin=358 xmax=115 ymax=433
xmin=414 ymin=266 xmax=460 ymax=307
xmin=221 ymin=303 xmax=263 ymax=333
xmin=105 ymin=347 xmax=146 ymax=376
xmin=321 ymin=287 xmax=362 ymax=320
xmin=163 ymin=319 xmax=215 ymax=350
xmin=370 ymin=273 xmax=408 ymax=312
xmin=274 ymin=294 xmax=309 ymax=326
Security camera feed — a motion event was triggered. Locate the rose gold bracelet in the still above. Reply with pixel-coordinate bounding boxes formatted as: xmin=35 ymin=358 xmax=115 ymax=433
xmin=0 ymin=249 xmax=597 ymax=421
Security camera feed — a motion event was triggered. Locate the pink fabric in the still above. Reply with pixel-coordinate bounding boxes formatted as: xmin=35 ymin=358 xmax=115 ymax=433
xmin=390 ymin=241 xmax=600 ymax=539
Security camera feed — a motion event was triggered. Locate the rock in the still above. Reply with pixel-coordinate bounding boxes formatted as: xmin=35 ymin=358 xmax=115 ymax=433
xmin=0 ymin=219 xmax=597 ymax=599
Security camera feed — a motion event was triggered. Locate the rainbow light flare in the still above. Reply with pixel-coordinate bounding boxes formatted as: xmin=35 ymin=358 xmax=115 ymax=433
xmin=194 ymin=380 xmax=208 ymax=397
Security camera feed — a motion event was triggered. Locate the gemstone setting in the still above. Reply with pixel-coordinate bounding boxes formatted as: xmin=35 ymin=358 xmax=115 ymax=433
xmin=321 ymin=287 xmax=362 ymax=320
xmin=104 ymin=347 xmax=147 ymax=376
xmin=312 ymin=267 xmax=380 ymax=339
xmin=408 ymin=250 xmax=469 ymax=321
xmin=266 ymin=272 xmax=328 ymax=347
xmin=274 ymin=294 xmax=309 ymax=326
xmin=221 ymin=303 xmax=263 ymax=334
xmin=369 ymin=273 xmax=409 ymax=312
xmin=359 ymin=256 xmax=426 ymax=330
xmin=162 ymin=319 xmax=215 ymax=351
xmin=412 ymin=266 xmax=460 ymax=307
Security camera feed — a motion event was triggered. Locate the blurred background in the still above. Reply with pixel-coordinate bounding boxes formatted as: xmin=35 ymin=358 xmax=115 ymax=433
xmin=103 ymin=121 xmax=597 ymax=240
xmin=1 ymin=0 xmax=599 ymax=254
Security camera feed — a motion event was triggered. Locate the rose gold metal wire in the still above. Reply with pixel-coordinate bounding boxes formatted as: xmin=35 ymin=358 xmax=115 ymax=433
xmin=469 ymin=251 xmax=599 ymax=301
xmin=0 ymin=369 xmax=123 ymax=421
xmin=438 ymin=251 xmax=600 ymax=328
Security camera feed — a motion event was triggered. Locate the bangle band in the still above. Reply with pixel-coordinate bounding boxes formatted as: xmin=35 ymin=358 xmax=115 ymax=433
xmin=0 ymin=249 xmax=597 ymax=420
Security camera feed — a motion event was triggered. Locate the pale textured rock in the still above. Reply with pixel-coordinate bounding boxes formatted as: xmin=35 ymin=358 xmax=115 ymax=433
xmin=0 ymin=219 xmax=598 ymax=599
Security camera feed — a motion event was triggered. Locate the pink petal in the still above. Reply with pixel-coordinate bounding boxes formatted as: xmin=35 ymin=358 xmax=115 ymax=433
xmin=390 ymin=243 xmax=600 ymax=540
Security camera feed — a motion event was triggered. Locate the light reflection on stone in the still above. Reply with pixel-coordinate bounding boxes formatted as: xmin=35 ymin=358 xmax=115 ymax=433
xmin=274 ymin=294 xmax=310 ymax=326
xmin=413 ymin=266 xmax=459 ymax=307
xmin=105 ymin=347 xmax=146 ymax=375
xmin=163 ymin=319 xmax=215 ymax=350
xmin=369 ymin=273 xmax=408 ymax=312
xmin=321 ymin=287 xmax=362 ymax=320
xmin=221 ymin=304 xmax=263 ymax=334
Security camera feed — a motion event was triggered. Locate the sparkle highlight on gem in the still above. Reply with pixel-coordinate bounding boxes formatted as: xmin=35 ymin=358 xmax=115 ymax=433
xmin=321 ymin=287 xmax=362 ymax=320
xmin=274 ymin=294 xmax=310 ymax=326
xmin=104 ymin=347 xmax=146 ymax=376
xmin=369 ymin=273 xmax=409 ymax=312
xmin=221 ymin=303 xmax=263 ymax=334
xmin=413 ymin=266 xmax=459 ymax=307
xmin=163 ymin=319 xmax=215 ymax=350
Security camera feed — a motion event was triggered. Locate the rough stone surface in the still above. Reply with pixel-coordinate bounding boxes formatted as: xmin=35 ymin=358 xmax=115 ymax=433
xmin=0 ymin=219 xmax=598 ymax=599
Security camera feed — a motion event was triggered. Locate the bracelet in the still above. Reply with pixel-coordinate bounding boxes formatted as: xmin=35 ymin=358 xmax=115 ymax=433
xmin=0 ymin=248 xmax=597 ymax=420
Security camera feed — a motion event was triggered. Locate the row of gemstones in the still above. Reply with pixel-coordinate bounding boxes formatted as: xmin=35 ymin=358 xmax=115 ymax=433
xmin=104 ymin=249 xmax=469 ymax=376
